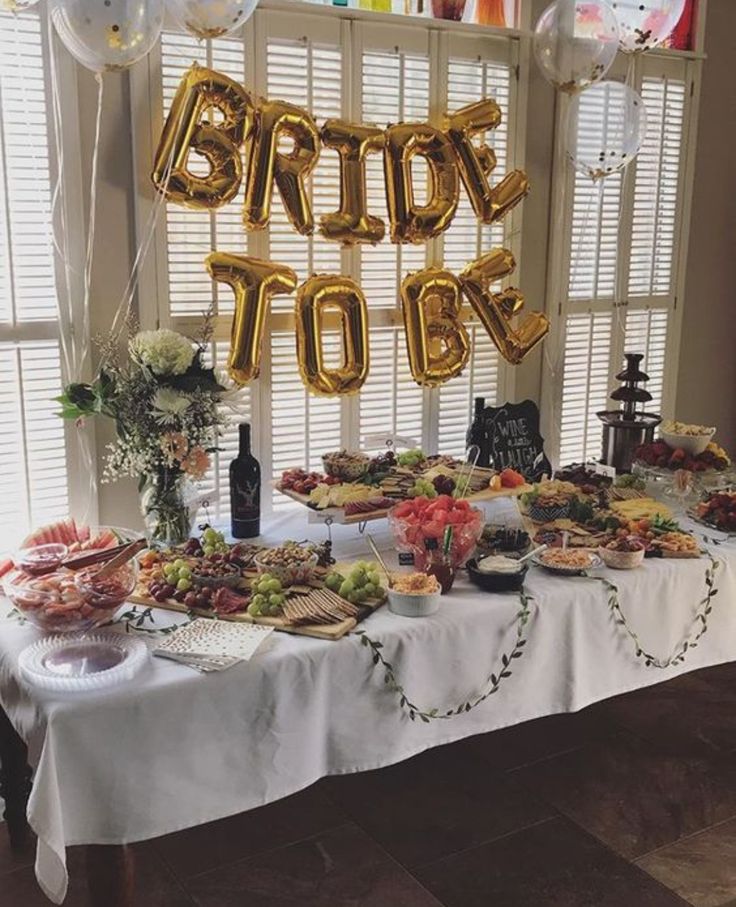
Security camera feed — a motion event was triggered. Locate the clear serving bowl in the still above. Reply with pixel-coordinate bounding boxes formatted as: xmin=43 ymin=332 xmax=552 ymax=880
xmin=4 ymin=557 xmax=138 ymax=633
xmin=388 ymin=503 xmax=485 ymax=571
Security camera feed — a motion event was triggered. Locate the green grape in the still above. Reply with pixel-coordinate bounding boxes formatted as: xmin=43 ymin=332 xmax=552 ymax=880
xmin=178 ymin=566 xmax=192 ymax=579
xmin=374 ymin=585 xmax=385 ymax=598
xmin=348 ymin=568 xmax=364 ymax=585
xmin=173 ymin=558 xmax=185 ymax=569
xmin=251 ymin=593 xmax=266 ymax=608
xmin=338 ymin=580 xmax=354 ymax=598
xmin=257 ymin=581 xmax=271 ymax=595
xmin=325 ymin=573 xmax=341 ymax=591
xmin=203 ymin=528 xmax=218 ymax=543
xmin=267 ymin=603 xmax=281 ymax=616
xmin=266 ymin=578 xmax=282 ymax=593
xmin=368 ymin=571 xmax=380 ymax=586
xmin=247 ymin=601 xmax=261 ymax=617
xmin=202 ymin=545 xmax=215 ymax=557
xmin=259 ymin=573 xmax=272 ymax=582
xmin=176 ymin=578 xmax=192 ymax=592
xmin=348 ymin=590 xmax=363 ymax=604
xmin=163 ymin=563 xmax=177 ymax=576
xmin=364 ymin=582 xmax=376 ymax=598
xmin=269 ymin=593 xmax=284 ymax=608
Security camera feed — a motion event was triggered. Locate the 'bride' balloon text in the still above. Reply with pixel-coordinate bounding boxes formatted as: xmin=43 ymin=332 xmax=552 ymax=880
xmin=152 ymin=65 xmax=549 ymax=395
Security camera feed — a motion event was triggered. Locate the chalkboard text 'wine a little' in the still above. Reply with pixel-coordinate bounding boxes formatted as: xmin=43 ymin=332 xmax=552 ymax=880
xmin=230 ymin=423 xmax=261 ymax=539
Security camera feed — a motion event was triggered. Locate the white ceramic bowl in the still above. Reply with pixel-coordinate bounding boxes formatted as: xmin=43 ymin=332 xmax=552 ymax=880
xmin=598 ymin=546 xmax=646 ymax=570
xmin=387 ymin=587 xmax=441 ymax=618
xmin=659 ymin=428 xmax=715 ymax=456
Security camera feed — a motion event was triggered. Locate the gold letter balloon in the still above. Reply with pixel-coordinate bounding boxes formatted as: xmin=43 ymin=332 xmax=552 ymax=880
xmin=444 ymin=100 xmax=530 ymax=224
xmin=243 ymin=100 xmax=321 ymax=235
xmin=152 ymin=65 xmax=254 ymax=209
xmin=401 ymin=268 xmax=470 ymax=387
xmin=206 ymin=253 xmax=297 ymax=384
xmin=460 ymin=249 xmax=549 ymax=365
xmin=295 ymin=275 xmax=370 ymax=396
xmin=384 ymin=124 xmax=460 ymax=244
xmin=319 ymin=120 xmax=386 ymax=246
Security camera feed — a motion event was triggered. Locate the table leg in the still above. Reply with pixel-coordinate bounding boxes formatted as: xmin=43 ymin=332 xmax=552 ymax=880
xmin=0 ymin=705 xmax=32 ymax=850
xmin=86 ymin=845 xmax=135 ymax=907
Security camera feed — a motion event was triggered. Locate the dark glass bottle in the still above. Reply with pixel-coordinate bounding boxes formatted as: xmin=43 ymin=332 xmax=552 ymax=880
xmin=230 ymin=423 xmax=261 ymax=539
xmin=466 ymin=397 xmax=490 ymax=467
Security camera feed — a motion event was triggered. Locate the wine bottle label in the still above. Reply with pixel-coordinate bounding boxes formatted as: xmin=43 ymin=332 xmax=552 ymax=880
xmin=231 ymin=477 xmax=260 ymax=518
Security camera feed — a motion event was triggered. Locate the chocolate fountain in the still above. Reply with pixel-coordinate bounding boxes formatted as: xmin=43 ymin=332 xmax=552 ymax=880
xmin=597 ymin=353 xmax=661 ymax=472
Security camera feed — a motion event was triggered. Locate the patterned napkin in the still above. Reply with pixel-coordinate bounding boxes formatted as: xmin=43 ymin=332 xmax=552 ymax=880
xmin=154 ymin=619 xmax=273 ymax=672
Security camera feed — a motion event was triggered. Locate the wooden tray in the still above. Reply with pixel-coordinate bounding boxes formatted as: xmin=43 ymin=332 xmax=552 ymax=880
xmin=130 ymin=560 xmax=389 ymax=641
xmin=274 ymin=482 xmax=533 ymax=524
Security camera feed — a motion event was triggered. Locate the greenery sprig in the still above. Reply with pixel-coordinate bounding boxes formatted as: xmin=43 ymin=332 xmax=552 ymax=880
xmin=589 ymin=552 xmax=720 ymax=669
xmin=114 ymin=606 xmax=191 ymax=635
xmin=356 ymin=590 xmax=533 ymax=722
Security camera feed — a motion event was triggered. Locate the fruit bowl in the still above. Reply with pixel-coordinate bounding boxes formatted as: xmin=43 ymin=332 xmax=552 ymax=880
xmin=388 ymin=495 xmax=485 ymax=571
xmin=4 ymin=557 xmax=138 ymax=633
xmin=659 ymin=427 xmax=715 ymax=456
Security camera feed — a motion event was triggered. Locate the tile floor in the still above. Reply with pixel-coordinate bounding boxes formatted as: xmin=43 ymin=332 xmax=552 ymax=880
xmin=4 ymin=660 xmax=736 ymax=906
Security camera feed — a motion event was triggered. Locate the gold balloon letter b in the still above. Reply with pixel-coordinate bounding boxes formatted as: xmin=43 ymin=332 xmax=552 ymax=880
xmin=295 ymin=275 xmax=369 ymax=396
xmin=401 ymin=267 xmax=470 ymax=387
xmin=206 ymin=253 xmax=298 ymax=385
xmin=152 ymin=64 xmax=254 ymax=209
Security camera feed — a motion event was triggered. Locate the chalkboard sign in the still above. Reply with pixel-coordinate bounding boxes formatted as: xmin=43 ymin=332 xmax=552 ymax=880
xmin=483 ymin=400 xmax=551 ymax=483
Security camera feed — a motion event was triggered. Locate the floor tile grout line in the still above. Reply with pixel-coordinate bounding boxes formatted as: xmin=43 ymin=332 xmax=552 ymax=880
xmin=634 ymin=812 xmax=736 ymax=862
xmin=171 ymin=820 xmax=355 ymax=884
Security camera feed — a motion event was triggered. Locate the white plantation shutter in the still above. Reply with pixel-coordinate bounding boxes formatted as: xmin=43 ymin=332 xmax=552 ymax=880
xmin=0 ymin=10 xmax=74 ymax=546
xmin=149 ymin=10 xmax=525 ymax=517
xmin=160 ymin=31 xmax=253 ymax=522
xmin=436 ymin=39 xmax=515 ymax=455
xmin=558 ymin=311 xmax=612 ymax=465
xmin=552 ymin=55 xmax=692 ymax=466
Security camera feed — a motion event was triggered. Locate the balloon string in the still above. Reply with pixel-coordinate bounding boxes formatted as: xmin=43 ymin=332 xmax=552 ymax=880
xmin=81 ymin=72 xmax=104 ymax=380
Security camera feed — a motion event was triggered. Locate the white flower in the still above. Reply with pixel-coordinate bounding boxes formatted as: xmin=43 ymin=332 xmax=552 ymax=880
xmin=131 ymin=329 xmax=195 ymax=376
xmin=152 ymin=388 xmax=191 ymax=424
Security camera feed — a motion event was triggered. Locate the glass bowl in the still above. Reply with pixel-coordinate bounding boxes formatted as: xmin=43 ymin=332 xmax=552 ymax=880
xmin=4 ymin=555 xmax=138 ymax=633
xmin=388 ymin=502 xmax=485 ymax=572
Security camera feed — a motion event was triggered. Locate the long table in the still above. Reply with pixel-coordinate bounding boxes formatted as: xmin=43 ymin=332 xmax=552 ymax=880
xmin=1 ymin=500 xmax=735 ymax=904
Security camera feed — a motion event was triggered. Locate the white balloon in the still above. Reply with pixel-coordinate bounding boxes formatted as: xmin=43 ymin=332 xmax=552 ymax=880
xmin=566 ymin=80 xmax=648 ymax=181
xmin=3 ymin=0 xmax=42 ymax=11
xmin=534 ymin=0 xmax=620 ymax=95
xmin=164 ymin=0 xmax=259 ymax=39
xmin=611 ymin=0 xmax=686 ymax=53
xmin=50 ymin=0 xmax=163 ymax=73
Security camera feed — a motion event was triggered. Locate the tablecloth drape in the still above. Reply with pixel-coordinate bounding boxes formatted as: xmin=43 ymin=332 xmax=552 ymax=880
xmin=1 ymin=500 xmax=735 ymax=904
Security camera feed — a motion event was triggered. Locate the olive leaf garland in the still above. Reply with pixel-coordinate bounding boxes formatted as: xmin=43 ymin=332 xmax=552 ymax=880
xmin=588 ymin=552 xmax=720 ymax=669
xmin=356 ymin=590 xmax=533 ymax=722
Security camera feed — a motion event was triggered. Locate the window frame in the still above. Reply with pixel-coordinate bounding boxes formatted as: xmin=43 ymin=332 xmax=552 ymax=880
xmin=540 ymin=36 xmax=705 ymax=466
xmin=129 ymin=0 xmax=529 ymax=515
xmin=0 ymin=6 xmax=94 ymax=532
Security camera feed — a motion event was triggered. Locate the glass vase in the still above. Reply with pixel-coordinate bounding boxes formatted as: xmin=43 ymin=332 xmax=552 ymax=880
xmin=139 ymin=470 xmax=196 ymax=547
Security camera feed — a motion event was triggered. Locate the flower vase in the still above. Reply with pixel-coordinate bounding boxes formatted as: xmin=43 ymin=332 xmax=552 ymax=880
xmin=140 ymin=470 xmax=196 ymax=546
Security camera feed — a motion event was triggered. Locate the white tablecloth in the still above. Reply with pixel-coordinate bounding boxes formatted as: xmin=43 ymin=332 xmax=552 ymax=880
xmin=2 ymin=500 xmax=736 ymax=904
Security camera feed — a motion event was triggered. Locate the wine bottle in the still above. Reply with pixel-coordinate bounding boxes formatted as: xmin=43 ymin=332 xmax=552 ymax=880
xmin=466 ymin=397 xmax=490 ymax=467
xmin=230 ymin=423 xmax=261 ymax=539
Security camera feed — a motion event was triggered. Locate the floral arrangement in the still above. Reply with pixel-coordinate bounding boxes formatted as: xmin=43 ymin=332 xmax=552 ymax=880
xmin=57 ymin=324 xmax=231 ymax=543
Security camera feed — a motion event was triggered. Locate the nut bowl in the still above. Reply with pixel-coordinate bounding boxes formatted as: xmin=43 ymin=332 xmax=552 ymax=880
xmin=321 ymin=450 xmax=370 ymax=481
xmin=253 ymin=548 xmax=319 ymax=586
xmin=598 ymin=538 xmax=647 ymax=570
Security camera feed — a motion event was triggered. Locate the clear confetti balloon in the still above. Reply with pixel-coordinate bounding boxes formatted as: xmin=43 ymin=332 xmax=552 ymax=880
xmin=49 ymin=0 xmax=164 ymax=73
xmin=533 ymin=0 xmax=620 ymax=95
xmin=611 ymin=0 xmax=686 ymax=53
xmin=566 ymin=80 xmax=648 ymax=181
xmin=164 ymin=0 xmax=259 ymax=40
xmin=2 ymin=0 xmax=42 ymax=12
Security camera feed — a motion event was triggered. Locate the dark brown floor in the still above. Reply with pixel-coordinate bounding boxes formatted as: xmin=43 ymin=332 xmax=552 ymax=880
xmin=5 ymin=661 xmax=736 ymax=906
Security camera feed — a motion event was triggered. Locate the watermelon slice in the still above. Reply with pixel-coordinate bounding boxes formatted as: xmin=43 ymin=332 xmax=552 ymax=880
xmin=0 ymin=558 xmax=14 ymax=579
xmin=21 ymin=520 xmax=119 ymax=551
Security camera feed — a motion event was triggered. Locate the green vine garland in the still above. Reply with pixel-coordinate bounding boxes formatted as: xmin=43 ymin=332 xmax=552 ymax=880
xmin=356 ymin=590 xmax=533 ymax=722
xmin=589 ymin=552 xmax=720 ymax=669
